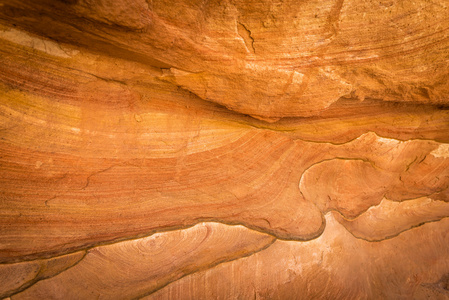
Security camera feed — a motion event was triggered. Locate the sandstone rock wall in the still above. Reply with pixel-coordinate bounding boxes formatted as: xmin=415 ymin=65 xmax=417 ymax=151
xmin=0 ymin=0 xmax=449 ymax=298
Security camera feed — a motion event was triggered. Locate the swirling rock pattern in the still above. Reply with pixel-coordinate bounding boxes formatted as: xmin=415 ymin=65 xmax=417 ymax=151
xmin=145 ymin=215 xmax=449 ymax=300
xmin=0 ymin=0 xmax=448 ymax=298
xmin=10 ymin=223 xmax=274 ymax=299
xmin=0 ymin=251 xmax=85 ymax=298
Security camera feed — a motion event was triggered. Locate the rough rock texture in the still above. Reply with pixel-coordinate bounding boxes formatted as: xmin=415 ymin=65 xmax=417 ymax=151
xmin=0 ymin=0 xmax=449 ymax=299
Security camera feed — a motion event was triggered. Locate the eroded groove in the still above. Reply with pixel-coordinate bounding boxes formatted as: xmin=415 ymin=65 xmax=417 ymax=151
xmin=237 ymin=22 xmax=255 ymax=53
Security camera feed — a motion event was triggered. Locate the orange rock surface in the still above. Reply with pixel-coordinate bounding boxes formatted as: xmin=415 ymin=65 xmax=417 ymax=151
xmin=0 ymin=0 xmax=448 ymax=299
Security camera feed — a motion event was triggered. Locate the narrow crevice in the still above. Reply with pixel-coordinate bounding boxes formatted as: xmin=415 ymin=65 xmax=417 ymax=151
xmin=237 ymin=21 xmax=255 ymax=54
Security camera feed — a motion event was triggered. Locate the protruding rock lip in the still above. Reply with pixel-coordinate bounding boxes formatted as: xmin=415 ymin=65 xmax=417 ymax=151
xmin=3 ymin=0 xmax=449 ymax=120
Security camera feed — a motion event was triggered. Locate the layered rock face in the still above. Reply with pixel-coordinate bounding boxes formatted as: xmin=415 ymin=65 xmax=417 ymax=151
xmin=1 ymin=0 xmax=449 ymax=299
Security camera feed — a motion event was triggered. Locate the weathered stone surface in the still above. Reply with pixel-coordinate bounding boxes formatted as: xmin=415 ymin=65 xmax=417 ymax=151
xmin=145 ymin=215 xmax=449 ymax=300
xmin=0 ymin=0 xmax=448 ymax=298
xmin=10 ymin=223 xmax=274 ymax=299
xmin=0 ymin=252 xmax=85 ymax=298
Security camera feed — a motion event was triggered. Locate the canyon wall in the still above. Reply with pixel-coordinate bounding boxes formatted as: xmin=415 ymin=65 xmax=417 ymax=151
xmin=1 ymin=0 xmax=449 ymax=298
